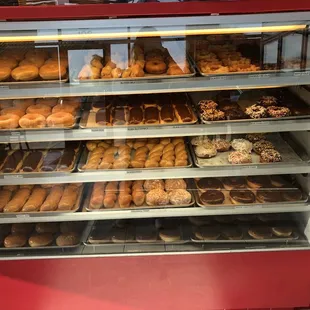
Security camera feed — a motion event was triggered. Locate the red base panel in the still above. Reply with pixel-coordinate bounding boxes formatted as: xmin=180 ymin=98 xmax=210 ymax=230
xmin=0 ymin=251 xmax=310 ymax=309
xmin=0 ymin=0 xmax=310 ymax=21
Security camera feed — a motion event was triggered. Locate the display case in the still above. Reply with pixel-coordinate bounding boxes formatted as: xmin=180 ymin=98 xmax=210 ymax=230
xmin=2 ymin=2 xmax=310 ymax=309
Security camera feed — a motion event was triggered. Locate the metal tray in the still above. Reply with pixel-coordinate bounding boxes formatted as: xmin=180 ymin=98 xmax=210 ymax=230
xmin=72 ymin=61 xmax=196 ymax=83
xmin=84 ymin=182 xmax=195 ymax=212
xmin=1 ymin=184 xmax=84 ymax=215
xmin=0 ymin=76 xmax=68 ymax=86
xmin=193 ymin=180 xmax=308 ymax=209
xmin=78 ymin=142 xmax=193 ymax=172
xmin=190 ymin=133 xmax=306 ymax=168
xmin=191 ymin=226 xmax=304 ymax=244
xmin=79 ymin=106 xmax=198 ymax=129
xmin=0 ymin=146 xmax=81 ymax=176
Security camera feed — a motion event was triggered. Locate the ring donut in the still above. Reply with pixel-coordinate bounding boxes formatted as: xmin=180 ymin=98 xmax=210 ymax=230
xmin=0 ymin=114 xmax=20 ymax=129
xmin=19 ymin=113 xmax=46 ymax=128
xmin=26 ymin=104 xmax=51 ymax=118
xmin=46 ymin=112 xmax=74 ymax=128
xmin=145 ymin=60 xmax=167 ymax=74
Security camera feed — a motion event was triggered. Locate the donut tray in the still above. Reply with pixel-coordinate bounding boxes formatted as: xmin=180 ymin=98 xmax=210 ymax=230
xmin=190 ymin=224 xmax=305 ymax=244
xmin=0 ymin=184 xmax=85 ymax=215
xmin=0 ymin=76 xmax=68 ymax=86
xmin=189 ymin=133 xmax=307 ymax=168
xmin=77 ymin=143 xmax=193 ymax=172
xmin=83 ymin=182 xmax=195 ymax=212
xmin=193 ymin=90 xmax=310 ymax=124
xmin=79 ymin=105 xmax=198 ymax=129
xmin=84 ymin=220 xmax=190 ymax=246
xmin=72 ymin=60 xmax=196 ymax=83
xmin=193 ymin=178 xmax=308 ymax=209
xmin=0 ymin=143 xmax=82 ymax=176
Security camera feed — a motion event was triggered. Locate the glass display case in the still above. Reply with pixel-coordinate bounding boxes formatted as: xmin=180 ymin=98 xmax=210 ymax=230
xmin=0 ymin=6 xmax=310 ymax=263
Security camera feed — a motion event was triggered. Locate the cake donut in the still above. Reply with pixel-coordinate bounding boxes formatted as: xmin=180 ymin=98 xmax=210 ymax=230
xmin=267 ymin=106 xmax=291 ymax=118
xmin=145 ymin=60 xmax=167 ymax=74
xmin=228 ymin=151 xmax=252 ymax=164
xmin=260 ymin=149 xmax=282 ymax=163
xmin=245 ymin=104 xmax=267 ymax=119
xmin=26 ymin=104 xmax=51 ymax=118
xmin=19 ymin=113 xmax=46 ymax=128
xmin=0 ymin=114 xmax=20 ymax=129
xmin=46 ymin=112 xmax=74 ymax=127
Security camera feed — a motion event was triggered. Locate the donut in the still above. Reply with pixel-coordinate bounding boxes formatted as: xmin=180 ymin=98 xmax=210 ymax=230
xmin=253 ymin=140 xmax=274 ymax=155
xmin=257 ymin=96 xmax=278 ymax=107
xmin=50 ymin=49 xmax=67 ymax=59
xmin=228 ymin=151 xmax=252 ymax=164
xmin=167 ymin=65 xmax=191 ymax=75
xmin=0 ymin=58 xmax=18 ymax=69
xmin=212 ymin=138 xmax=231 ymax=152
xmin=0 ymin=100 xmax=12 ymax=109
xmin=23 ymin=55 xmax=45 ymax=68
xmin=267 ymin=106 xmax=291 ymax=118
xmin=145 ymin=60 xmax=167 ymax=74
xmin=222 ymin=177 xmax=246 ymax=190
xmin=39 ymin=64 xmax=66 ymax=80
xmin=52 ymin=103 xmax=76 ymax=116
xmin=1 ymin=50 xmax=25 ymax=61
xmin=231 ymin=139 xmax=253 ymax=153
xmin=200 ymin=108 xmax=225 ymax=121
xmin=230 ymin=189 xmax=255 ymax=204
xmin=245 ymin=104 xmax=267 ymax=119
xmin=25 ymin=49 xmax=49 ymax=61
xmin=0 ymin=67 xmax=11 ymax=81
xmin=197 ymin=178 xmax=223 ymax=190
xmin=1 ymin=107 xmax=24 ymax=118
xmin=260 ymin=149 xmax=282 ymax=163
xmin=19 ymin=113 xmax=46 ymax=128
xmin=0 ymin=114 xmax=20 ymax=129
xmin=199 ymin=100 xmax=218 ymax=110
xmin=45 ymin=58 xmax=68 ymax=68
xmin=46 ymin=112 xmax=74 ymax=127
xmin=26 ymin=104 xmax=51 ymax=118
xmin=13 ymin=99 xmax=35 ymax=111
xmin=11 ymin=65 xmax=39 ymax=81
xmin=200 ymin=190 xmax=225 ymax=205
xmin=246 ymin=133 xmax=265 ymax=143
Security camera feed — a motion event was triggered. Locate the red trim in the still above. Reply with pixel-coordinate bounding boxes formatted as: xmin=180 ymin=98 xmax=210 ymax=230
xmin=0 ymin=252 xmax=310 ymax=309
xmin=1 ymin=0 xmax=310 ymax=21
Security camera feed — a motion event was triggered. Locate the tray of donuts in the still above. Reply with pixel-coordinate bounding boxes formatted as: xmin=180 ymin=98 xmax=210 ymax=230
xmin=85 ymin=218 xmax=190 ymax=246
xmin=78 ymin=137 xmax=192 ymax=171
xmin=0 ymin=48 xmax=68 ymax=85
xmin=79 ymin=93 xmax=197 ymax=128
xmin=193 ymin=175 xmax=308 ymax=208
xmin=189 ymin=132 xmax=306 ymax=167
xmin=85 ymin=179 xmax=194 ymax=211
xmin=190 ymin=214 xmax=306 ymax=244
xmin=0 ymin=222 xmax=85 ymax=250
xmin=194 ymin=90 xmax=310 ymax=123
xmin=0 ymin=97 xmax=82 ymax=130
xmin=0 ymin=183 xmax=84 ymax=214
xmin=0 ymin=141 xmax=81 ymax=175
xmin=76 ymin=46 xmax=195 ymax=82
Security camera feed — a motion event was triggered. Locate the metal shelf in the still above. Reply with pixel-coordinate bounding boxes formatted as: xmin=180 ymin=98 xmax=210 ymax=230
xmin=0 ymin=243 xmax=308 ymax=261
xmin=2 ymin=74 xmax=310 ymax=99
xmin=1 ymin=119 xmax=310 ymax=143
xmin=0 ymin=204 xmax=309 ymax=224
xmin=1 ymin=163 xmax=309 ymax=185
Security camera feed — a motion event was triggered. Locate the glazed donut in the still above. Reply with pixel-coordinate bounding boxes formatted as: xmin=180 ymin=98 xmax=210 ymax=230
xmin=130 ymin=64 xmax=144 ymax=77
xmin=145 ymin=60 xmax=167 ymax=74
xmin=167 ymin=65 xmax=191 ymax=75
xmin=26 ymin=104 xmax=51 ymax=118
xmin=45 ymin=58 xmax=69 ymax=69
xmin=46 ymin=112 xmax=74 ymax=128
xmin=61 ymin=99 xmax=80 ymax=110
xmin=52 ymin=103 xmax=76 ymax=116
xmin=0 ymin=114 xmax=20 ymax=129
xmin=0 ymin=67 xmax=11 ymax=81
xmin=1 ymin=107 xmax=24 ymax=118
xmin=19 ymin=113 xmax=46 ymax=128
xmin=13 ymin=99 xmax=35 ymax=111
xmin=39 ymin=64 xmax=66 ymax=80
xmin=50 ymin=49 xmax=67 ymax=59
xmin=11 ymin=65 xmax=39 ymax=81
xmin=23 ymin=55 xmax=45 ymax=68
xmin=0 ymin=58 xmax=18 ymax=69
xmin=36 ymin=98 xmax=58 ymax=107
xmin=1 ymin=50 xmax=25 ymax=61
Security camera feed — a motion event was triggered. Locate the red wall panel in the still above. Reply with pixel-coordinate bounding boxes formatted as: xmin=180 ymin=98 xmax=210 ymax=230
xmin=0 ymin=251 xmax=310 ymax=310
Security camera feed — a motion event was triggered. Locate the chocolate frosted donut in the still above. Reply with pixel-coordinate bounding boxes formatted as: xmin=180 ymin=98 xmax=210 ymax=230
xmin=222 ymin=176 xmax=246 ymax=190
xmin=246 ymin=176 xmax=271 ymax=189
xmin=256 ymin=189 xmax=282 ymax=203
xmin=257 ymin=96 xmax=278 ymax=107
xmin=225 ymin=109 xmax=247 ymax=120
xmin=200 ymin=190 xmax=225 ymax=205
xmin=230 ymin=189 xmax=255 ymax=204
xmin=281 ymin=189 xmax=303 ymax=202
xmin=129 ymin=107 xmax=143 ymax=125
xmin=96 ymin=108 xmax=111 ymax=125
xmin=248 ymin=226 xmax=272 ymax=239
xmin=21 ymin=151 xmax=43 ymax=172
xmin=197 ymin=178 xmax=223 ymax=190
